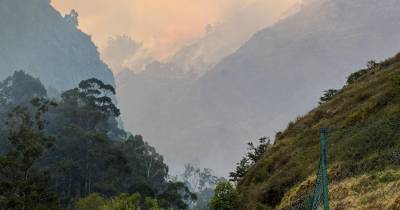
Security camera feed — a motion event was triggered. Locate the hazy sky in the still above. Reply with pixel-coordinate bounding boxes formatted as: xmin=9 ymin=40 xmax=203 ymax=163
xmin=51 ymin=0 xmax=300 ymax=62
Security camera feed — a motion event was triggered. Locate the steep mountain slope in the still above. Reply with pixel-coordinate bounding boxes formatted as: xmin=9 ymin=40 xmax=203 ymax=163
xmin=195 ymin=0 xmax=400 ymax=174
xmin=200 ymin=0 xmax=400 ymax=139
xmin=237 ymin=53 xmax=400 ymax=209
xmin=118 ymin=0 xmax=400 ymax=176
xmin=0 ymin=0 xmax=115 ymax=91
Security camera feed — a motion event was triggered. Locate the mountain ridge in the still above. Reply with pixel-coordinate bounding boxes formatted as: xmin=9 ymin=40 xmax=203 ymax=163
xmin=119 ymin=0 xmax=400 ymax=176
xmin=236 ymin=52 xmax=400 ymax=209
xmin=0 ymin=0 xmax=115 ymax=91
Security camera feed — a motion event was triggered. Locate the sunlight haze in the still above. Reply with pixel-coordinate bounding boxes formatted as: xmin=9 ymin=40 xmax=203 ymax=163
xmin=51 ymin=0 xmax=300 ymax=72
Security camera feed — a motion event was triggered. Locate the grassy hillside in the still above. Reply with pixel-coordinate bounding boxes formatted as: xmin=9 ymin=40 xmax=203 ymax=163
xmin=237 ymin=52 xmax=400 ymax=209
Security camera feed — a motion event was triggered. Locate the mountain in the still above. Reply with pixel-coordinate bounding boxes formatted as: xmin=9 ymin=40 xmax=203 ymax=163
xmin=236 ymin=52 xmax=400 ymax=209
xmin=196 ymin=0 xmax=400 ymax=173
xmin=0 ymin=0 xmax=115 ymax=91
xmin=118 ymin=0 xmax=400 ymax=176
xmin=168 ymin=0 xmax=301 ymax=76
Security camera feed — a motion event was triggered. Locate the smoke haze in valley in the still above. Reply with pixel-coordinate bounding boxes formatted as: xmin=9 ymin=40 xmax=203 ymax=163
xmin=2 ymin=0 xmax=400 ymax=177
xmin=116 ymin=0 xmax=400 ymax=176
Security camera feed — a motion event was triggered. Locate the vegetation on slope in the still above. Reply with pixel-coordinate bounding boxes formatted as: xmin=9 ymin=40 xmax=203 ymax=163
xmin=0 ymin=71 xmax=196 ymax=210
xmin=278 ymin=169 xmax=400 ymax=210
xmin=236 ymin=53 xmax=400 ymax=209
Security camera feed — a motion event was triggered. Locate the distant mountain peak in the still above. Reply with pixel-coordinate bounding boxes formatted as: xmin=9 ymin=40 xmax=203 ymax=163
xmin=0 ymin=0 xmax=115 ymax=91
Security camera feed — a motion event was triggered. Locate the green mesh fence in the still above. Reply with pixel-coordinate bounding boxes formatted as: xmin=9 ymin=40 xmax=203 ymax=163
xmin=290 ymin=129 xmax=330 ymax=210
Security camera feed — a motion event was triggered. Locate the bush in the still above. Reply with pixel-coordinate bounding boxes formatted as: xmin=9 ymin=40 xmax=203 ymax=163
xmin=319 ymin=89 xmax=339 ymax=104
xmin=347 ymin=69 xmax=369 ymax=85
xmin=209 ymin=182 xmax=240 ymax=210
xmin=391 ymin=74 xmax=400 ymax=88
xmin=377 ymin=170 xmax=400 ymax=183
xmin=367 ymin=60 xmax=380 ymax=71
xmin=75 ymin=194 xmax=106 ymax=210
xmin=76 ymin=193 xmax=171 ymax=210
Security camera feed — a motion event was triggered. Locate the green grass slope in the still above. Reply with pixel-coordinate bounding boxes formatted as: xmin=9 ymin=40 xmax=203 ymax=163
xmin=237 ymin=53 xmax=400 ymax=210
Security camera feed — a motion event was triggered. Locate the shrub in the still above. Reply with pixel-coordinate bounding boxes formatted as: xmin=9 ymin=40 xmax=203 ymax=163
xmin=319 ymin=89 xmax=339 ymax=104
xmin=347 ymin=69 xmax=369 ymax=85
xmin=367 ymin=60 xmax=381 ymax=71
xmin=209 ymin=182 xmax=240 ymax=210
xmin=75 ymin=194 xmax=106 ymax=210
xmin=391 ymin=74 xmax=400 ymax=88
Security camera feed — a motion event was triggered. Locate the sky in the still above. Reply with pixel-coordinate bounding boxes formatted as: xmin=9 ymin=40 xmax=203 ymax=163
xmin=50 ymin=0 xmax=302 ymax=175
xmin=51 ymin=0 xmax=300 ymax=66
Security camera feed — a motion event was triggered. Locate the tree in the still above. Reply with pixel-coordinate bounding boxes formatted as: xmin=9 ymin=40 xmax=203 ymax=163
xmin=181 ymin=164 xmax=220 ymax=210
xmin=229 ymin=137 xmax=271 ymax=182
xmin=346 ymin=60 xmax=381 ymax=85
xmin=182 ymin=164 xmax=219 ymax=193
xmin=117 ymin=135 xmax=169 ymax=197
xmin=55 ymin=78 xmax=122 ymax=135
xmin=0 ymin=73 xmax=195 ymax=209
xmin=0 ymin=100 xmax=59 ymax=210
xmin=319 ymin=89 xmax=338 ymax=104
xmin=246 ymin=137 xmax=270 ymax=163
xmin=367 ymin=60 xmax=380 ymax=71
xmin=157 ymin=182 xmax=197 ymax=210
xmin=102 ymin=193 xmax=141 ymax=210
xmin=208 ymin=182 xmax=239 ymax=210
xmin=229 ymin=158 xmax=250 ymax=183
xmin=76 ymin=192 xmax=174 ymax=210
xmin=0 ymin=70 xmax=47 ymax=106
xmin=75 ymin=193 xmax=106 ymax=210
xmin=65 ymin=9 xmax=79 ymax=26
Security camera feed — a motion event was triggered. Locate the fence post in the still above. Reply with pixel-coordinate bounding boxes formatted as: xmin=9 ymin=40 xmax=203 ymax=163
xmin=320 ymin=128 xmax=330 ymax=210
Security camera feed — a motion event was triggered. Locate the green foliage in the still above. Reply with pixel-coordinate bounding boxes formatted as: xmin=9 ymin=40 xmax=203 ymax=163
xmin=76 ymin=193 xmax=175 ymax=210
xmin=157 ymin=181 xmax=197 ymax=209
xmin=77 ymin=78 xmax=120 ymax=117
xmin=346 ymin=60 xmax=381 ymax=85
xmin=366 ymin=60 xmax=380 ymax=71
xmin=145 ymin=197 xmax=160 ymax=210
xmin=75 ymin=193 xmax=107 ymax=210
xmin=0 ymin=100 xmax=60 ymax=210
xmin=0 ymin=72 xmax=195 ymax=210
xmin=102 ymin=193 xmax=141 ymax=210
xmin=0 ymin=70 xmax=47 ymax=105
xmin=76 ymin=193 xmax=141 ymax=210
xmin=236 ymin=53 xmax=400 ymax=209
xmin=376 ymin=170 xmax=400 ymax=183
xmin=346 ymin=60 xmax=382 ymax=85
xmin=391 ymin=74 xmax=400 ymax=88
xmin=346 ymin=69 xmax=369 ymax=85
xmin=229 ymin=137 xmax=271 ymax=182
xmin=319 ymin=89 xmax=338 ymax=104
xmin=208 ymin=182 xmax=240 ymax=210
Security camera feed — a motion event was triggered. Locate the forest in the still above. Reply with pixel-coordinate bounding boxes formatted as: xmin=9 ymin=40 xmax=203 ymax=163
xmin=0 ymin=71 xmax=221 ymax=210
xmin=3 ymin=0 xmax=400 ymax=209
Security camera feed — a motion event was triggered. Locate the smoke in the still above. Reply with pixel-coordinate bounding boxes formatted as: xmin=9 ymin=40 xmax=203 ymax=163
xmin=51 ymin=0 xmax=301 ymax=70
xmin=169 ymin=0 xmax=302 ymax=75
xmin=101 ymin=36 xmax=142 ymax=73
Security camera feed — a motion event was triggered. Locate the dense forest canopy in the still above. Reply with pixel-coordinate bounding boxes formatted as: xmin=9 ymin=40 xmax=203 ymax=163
xmin=0 ymin=71 xmax=196 ymax=210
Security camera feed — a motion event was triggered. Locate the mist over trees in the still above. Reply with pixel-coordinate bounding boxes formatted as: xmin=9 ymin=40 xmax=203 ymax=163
xmin=117 ymin=0 xmax=400 ymax=176
xmin=0 ymin=71 xmax=196 ymax=210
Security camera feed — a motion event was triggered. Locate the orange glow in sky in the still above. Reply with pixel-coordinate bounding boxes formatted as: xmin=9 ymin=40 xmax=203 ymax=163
xmin=51 ymin=0 xmax=299 ymax=60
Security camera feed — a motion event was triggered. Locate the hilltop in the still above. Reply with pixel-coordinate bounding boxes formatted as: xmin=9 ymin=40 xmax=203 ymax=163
xmin=0 ymin=0 xmax=115 ymax=91
xmin=236 ymin=53 xmax=400 ymax=209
